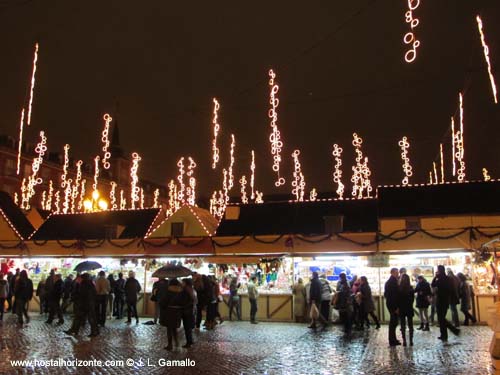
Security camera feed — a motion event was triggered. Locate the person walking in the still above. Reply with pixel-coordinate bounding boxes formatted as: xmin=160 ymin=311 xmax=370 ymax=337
xmin=350 ymin=275 xmax=362 ymax=330
xmin=335 ymin=273 xmax=353 ymax=337
xmin=358 ymin=276 xmax=380 ymax=329
xmin=308 ymin=271 xmax=326 ymax=329
xmin=61 ymin=274 xmax=73 ymax=313
xmin=457 ymin=273 xmax=477 ymax=326
xmin=292 ymin=278 xmax=306 ymax=323
xmin=36 ymin=276 xmax=47 ymax=314
xmin=14 ymin=270 xmax=33 ymax=326
xmin=414 ymin=275 xmax=432 ymax=331
xmin=124 ymin=271 xmax=141 ymax=324
xmin=65 ymin=273 xmax=99 ymax=337
xmin=95 ymin=271 xmax=111 ymax=327
xmin=46 ymin=273 xmax=64 ymax=325
xmin=160 ymin=278 xmax=184 ymax=351
xmin=114 ymin=272 xmax=125 ymax=319
xmin=319 ymin=275 xmax=332 ymax=327
xmin=447 ymin=269 xmax=461 ymax=328
xmin=6 ymin=271 xmax=13 ymax=312
xmin=432 ymin=265 xmax=460 ymax=342
xmin=0 ymin=273 xmax=9 ymax=321
xmin=248 ymin=276 xmax=259 ymax=324
xmin=10 ymin=268 xmax=20 ymax=314
xmin=228 ymin=277 xmax=242 ymax=321
xmin=152 ymin=276 xmax=168 ymax=324
xmin=384 ymin=268 xmax=401 ymax=346
xmin=106 ymin=274 xmax=115 ymax=319
xmin=193 ymin=273 xmax=206 ymax=330
xmin=181 ymin=278 xmax=196 ymax=348
xmin=398 ymin=274 xmax=415 ymax=346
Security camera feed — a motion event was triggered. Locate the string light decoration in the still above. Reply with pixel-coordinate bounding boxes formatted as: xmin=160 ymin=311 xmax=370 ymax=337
xmin=46 ymin=180 xmax=54 ymax=211
xmin=268 ymin=69 xmax=285 ymax=187
xmin=483 ymin=168 xmax=491 ymax=181
xmin=310 ymin=188 xmax=318 ymax=201
xmin=186 ymin=157 xmax=197 ymax=206
xmin=476 ymin=15 xmax=498 ymax=104
xmin=457 ymin=93 xmax=466 ymax=182
xmin=14 ymin=193 xmax=19 ymax=206
xmin=240 ymin=176 xmax=248 ymax=204
xmin=210 ymin=190 xmax=226 ymax=219
xmin=93 ymin=155 xmax=100 ymax=192
xmin=27 ymin=43 xmax=39 ymax=126
xmin=403 ymin=0 xmax=421 ymax=63
xmin=451 ymin=117 xmax=456 ymax=177
xmin=291 ymin=150 xmax=305 ymax=201
xmin=41 ymin=190 xmax=46 ymax=209
xmin=140 ymin=188 xmax=145 ymax=209
xmin=130 ymin=152 xmax=141 ymax=209
xmin=228 ymin=135 xmax=236 ymax=190
xmin=16 ymin=109 xmax=25 ymax=175
xmin=120 ymin=189 xmax=126 ymax=210
xmin=25 ymin=131 xmax=48 ymax=209
xmin=177 ymin=157 xmax=186 ymax=204
xmin=153 ymin=188 xmax=159 ymax=208
xmin=332 ymin=144 xmax=345 ymax=199
xmin=255 ymin=191 xmax=264 ymax=204
xmin=101 ymin=113 xmax=112 ymax=169
xmin=167 ymin=179 xmax=179 ymax=217
xmin=110 ymin=181 xmax=117 ymax=210
xmin=211 ymin=98 xmax=221 ymax=169
xmin=222 ymin=168 xmax=229 ymax=205
xmin=440 ymin=143 xmax=445 ymax=183
xmin=250 ymin=150 xmax=256 ymax=200
xmin=20 ymin=178 xmax=28 ymax=209
xmin=433 ymin=162 xmax=438 ymax=184
xmin=54 ymin=191 xmax=61 ymax=214
xmin=351 ymin=133 xmax=372 ymax=199
xmin=61 ymin=144 xmax=70 ymax=188
xmin=398 ymin=137 xmax=413 ymax=185
xmin=78 ymin=179 xmax=86 ymax=211
xmin=63 ymin=178 xmax=72 ymax=214
xmin=72 ymin=160 xmax=83 ymax=211
xmin=428 ymin=171 xmax=433 ymax=184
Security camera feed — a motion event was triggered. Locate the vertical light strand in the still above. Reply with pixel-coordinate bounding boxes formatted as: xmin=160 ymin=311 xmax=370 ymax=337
xmin=72 ymin=161 xmax=83 ymax=212
xmin=78 ymin=179 xmax=86 ymax=211
xmin=332 ymin=144 xmax=345 ymax=199
xmin=130 ymin=152 xmax=141 ymax=209
xmin=398 ymin=137 xmax=413 ymax=185
xmin=250 ymin=150 xmax=256 ymax=200
xmin=222 ymin=168 xmax=229 ymax=205
xmin=440 ymin=143 xmax=445 ymax=183
xmin=63 ymin=179 xmax=72 ymax=214
xmin=46 ymin=180 xmax=54 ymax=211
xmin=483 ymin=168 xmax=491 ymax=181
xmin=61 ymin=144 xmax=70 ymax=188
xmin=27 ymin=43 xmax=39 ymax=126
xmin=268 ymin=69 xmax=285 ymax=187
xmin=177 ymin=157 xmax=186 ymax=204
xmin=167 ymin=179 xmax=177 ymax=217
xmin=153 ymin=188 xmax=159 ymax=208
xmin=433 ymin=162 xmax=438 ymax=184
xmin=120 ymin=189 xmax=126 ymax=210
xmin=186 ymin=157 xmax=197 ymax=206
xmin=403 ymin=0 xmax=421 ymax=63
xmin=211 ymin=98 xmax=220 ymax=169
xmin=25 ymin=131 xmax=47 ymax=209
xmin=476 ymin=15 xmax=498 ymax=104
xmin=140 ymin=188 xmax=145 ymax=209
xmin=16 ymin=109 xmax=25 ymax=175
xmin=110 ymin=181 xmax=117 ymax=210
xmin=291 ymin=150 xmax=305 ymax=201
xmin=93 ymin=156 xmax=100 ymax=192
xmin=228 ymin=135 xmax=236 ymax=190
xmin=451 ymin=117 xmax=456 ymax=177
xmin=457 ymin=93 xmax=466 ymax=182
xmin=101 ymin=114 xmax=112 ymax=169
xmin=240 ymin=176 xmax=248 ymax=204
xmin=54 ymin=191 xmax=61 ymax=214
xmin=310 ymin=188 xmax=317 ymax=201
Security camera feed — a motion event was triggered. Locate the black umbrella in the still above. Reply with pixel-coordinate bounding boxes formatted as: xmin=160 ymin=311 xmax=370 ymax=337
xmin=152 ymin=264 xmax=192 ymax=279
xmin=74 ymin=261 xmax=102 ymax=272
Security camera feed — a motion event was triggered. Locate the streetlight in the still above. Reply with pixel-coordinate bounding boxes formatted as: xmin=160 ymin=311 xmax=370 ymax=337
xmin=83 ymin=189 xmax=109 ymax=213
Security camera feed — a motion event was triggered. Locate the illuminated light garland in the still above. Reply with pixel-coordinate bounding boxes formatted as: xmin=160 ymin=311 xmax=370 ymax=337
xmin=41 ymin=190 xmax=46 ymax=209
xmin=291 ymin=150 xmax=305 ymax=201
xmin=167 ymin=179 xmax=179 ymax=217
xmin=27 ymin=43 xmax=39 ymax=126
xmin=72 ymin=160 xmax=83 ymax=212
xmin=63 ymin=178 xmax=72 ymax=214
xmin=451 ymin=117 xmax=456 ymax=177
xmin=16 ymin=109 xmax=25 ymax=175
xmin=61 ymin=144 xmax=70 ymax=188
xmin=440 ymin=143 xmax=445 ymax=183
xmin=483 ymin=168 xmax=491 ymax=181
xmin=186 ymin=157 xmax=197 ymax=206
xmin=14 ymin=193 xmax=19 ymax=206
xmin=25 ymin=131 xmax=48 ymax=209
xmin=222 ymin=168 xmax=229 ymax=205
xmin=398 ymin=137 xmax=413 ymax=186
xmin=250 ymin=150 xmax=256 ymax=200
xmin=403 ymin=0 xmax=421 ymax=63
xmin=110 ymin=181 xmax=117 ymax=210
xmin=130 ymin=152 xmax=141 ymax=209
xmin=211 ymin=98 xmax=220 ymax=169
xmin=46 ymin=180 xmax=54 ymax=211
xmin=78 ymin=179 xmax=86 ymax=211
xmin=433 ymin=162 xmax=438 ymax=185
xmin=177 ymin=157 xmax=186 ymax=204
xmin=429 ymin=171 xmax=433 ymax=184
xmin=310 ymin=188 xmax=317 ymax=202
xmin=361 ymin=157 xmax=373 ymax=197
xmin=351 ymin=133 xmax=372 ymax=199
xmin=476 ymin=15 xmax=498 ymax=104
xmin=20 ymin=178 xmax=28 ymax=209
xmin=93 ymin=155 xmax=100 ymax=192
xmin=210 ymin=190 xmax=226 ymax=220
xmin=332 ymin=144 xmax=345 ymax=199
xmin=54 ymin=191 xmax=61 ymax=214
xmin=457 ymin=93 xmax=466 ymax=182
xmin=255 ymin=191 xmax=264 ymax=204
xmin=140 ymin=188 xmax=145 ymax=209
xmin=153 ymin=188 xmax=159 ymax=208
xmin=71 ymin=184 xmax=78 ymax=213
xmin=240 ymin=175 xmax=248 ymax=204
xmin=120 ymin=189 xmax=126 ymax=210
xmin=228 ymin=135 xmax=236 ymax=190
xmin=268 ymin=69 xmax=285 ymax=187
xmin=101 ymin=113 xmax=113 ymax=169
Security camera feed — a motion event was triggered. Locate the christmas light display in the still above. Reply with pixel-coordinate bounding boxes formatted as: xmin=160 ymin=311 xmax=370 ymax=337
xmin=186 ymin=157 xmax=197 ymax=206
xmin=403 ymin=0 xmax=421 ymax=63
xmin=153 ymin=188 xmax=159 ymax=208
xmin=268 ymin=69 xmax=285 ymax=187
xmin=210 ymin=190 xmax=226 ymax=219
xmin=177 ymin=157 xmax=186 ymax=204
xmin=20 ymin=178 xmax=28 ymax=209
xmin=61 ymin=144 xmax=70 ymax=188
xmin=310 ymin=188 xmax=318 ymax=201
xmin=27 ymin=43 xmax=39 ymax=126
xmin=255 ymin=191 xmax=264 ymax=204
xmin=130 ymin=152 xmax=141 ymax=209
xmin=54 ymin=191 xmax=61 ymax=214
xmin=110 ymin=181 xmax=117 ymax=210
xmin=212 ymin=98 xmax=220 ymax=169
xmin=433 ymin=162 xmax=438 ymax=185
xmin=14 ymin=193 xmax=18 ymax=206
xmin=332 ymin=144 xmax=345 ymax=199
xmin=240 ymin=175 xmax=248 ymax=204
xmin=483 ymin=168 xmax=491 ymax=181
xmin=93 ymin=155 xmax=100 ymax=192
xmin=351 ymin=133 xmax=372 ymax=198
xmin=72 ymin=160 xmax=83 ymax=211
xmin=120 ymin=189 xmax=126 ymax=210
xmin=25 ymin=131 xmax=48 ymax=209
xmin=101 ymin=113 xmax=112 ymax=169
xmin=140 ymin=188 xmax=145 ymax=209
xmin=428 ymin=171 xmax=433 ymax=184
xmin=451 ymin=117 xmax=456 ymax=177
xmin=46 ymin=180 xmax=54 ymax=211
xmin=78 ymin=179 xmax=86 ymax=211
xmin=228 ymin=135 xmax=236 ymax=190
xmin=41 ymin=190 xmax=46 ymax=209
xmin=291 ymin=150 xmax=305 ymax=201
xmin=398 ymin=137 xmax=413 ymax=186
xmin=63 ymin=178 xmax=72 ymax=214
xmin=167 ymin=179 xmax=179 ymax=217
xmin=222 ymin=168 xmax=229 ymax=205
xmin=476 ymin=15 xmax=498 ymax=104
xmin=457 ymin=93 xmax=466 ymax=182
xmin=440 ymin=143 xmax=445 ymax=183
xmin=250 ymin=150 xmax=256 ymax=200
xmin=16 ymin=109 xmax=25 ymax=175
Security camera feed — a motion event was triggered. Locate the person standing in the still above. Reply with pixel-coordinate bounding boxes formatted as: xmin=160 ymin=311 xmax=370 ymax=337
xmin=14 ymin=270 xmax=33 ymax=326
xmin=124 ymin=271 xmax=141 ymax=324
xmin=6 ymin=271 xmax=13 ymax=312
xmin=384 ymin=268 xmax=401 ymax=346
xmin=335 ymin=273 xmax=353 ymax=337
xmin=0 ymin=273 xmax=9 ymax=321
xmin=114 ymin=272 xmax=125 ymax=319
xmin=46 ymin=273 xmax=64 ymax=325
xmin=10 ymin=268 xmax=20 ymax=314
xmin=228 ymin=278 xmax=242 ymax=321
xmin=152 ymin=276 xmax=168 ymax=324
xmin=319 ymin=275 xmax=332 ymax=327
xmin=457 ymin=272 xmax=477 ymax=326
xmin=181 ymin=278 xmax=196 ymax=348
xmin=95 ymin=271 xmax=111 ymax=327
xmin=193 ymin=273 xmax=206 ymax=330
xmin=398 ymin=274 xmax=415 ymax=346
xmin=292 ymin=278 xmax=306 ymax=323
xmin=248 ymin=276 xmax=259 ymax=324
xmin=432 ymin=265 xmax=460 ymax=342
xmin=308 ymin=271 xmax=325 ymax=329
xmin=107 ymin=274 xmax=115 ymax=319
xmin=160 ymin=278 xmax=185 ymax=351
xmin=414 ymin=275 xmax=432 ymax=331
xmin=65 ymin=273 xmax=99 ymax=337
xmin=61 ymin=274 xmax=73 ymax=313
xmin=447 ymin=269 xmax=461 ymax=328
xmin=36 ymin=276 xmax=47 ymax=314
xmin=358 ymin=276 xmax=380 ymax=329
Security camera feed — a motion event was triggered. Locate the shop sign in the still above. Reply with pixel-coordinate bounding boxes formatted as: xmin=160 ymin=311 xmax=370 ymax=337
xmin=368 ymin=253 xmax=390 ymax=267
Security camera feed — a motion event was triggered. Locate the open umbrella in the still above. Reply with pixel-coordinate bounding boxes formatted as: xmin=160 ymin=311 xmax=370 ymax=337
xmin=74 ymin=261 xmax=102 ymax=273
xmin=152 ymin=264 xmax=192 ymax=279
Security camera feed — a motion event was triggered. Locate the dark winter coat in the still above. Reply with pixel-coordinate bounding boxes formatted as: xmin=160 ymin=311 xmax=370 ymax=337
xmin=77 ymin=279 xmax=97 ymax=311
xmin=359 ymin=283 xmax=375 ymax=313
xmin=62 ymin=277 xmax=73 ymax=299
xmin=14 ymin=277 xmax=33 ymax=301
xmin=398 ymin=287 xmax=415 ymax=317
xmin=431 ymin=274 xmax=453 ymax=307
xmin=124 ymin=277 xmax=141 ymax=303
xmin=448 ymin=275 xmax=460 ymax=305
xmin=49 ymin=279 xmax=64 ymax=301
xmin=114 ymin=278 xmax=125 ymax=297
xmin=414 ymin=280 xmax=432 ymax=308
xmin=384 ymin=275 xmax=400 ymax=312
xmin=159 ymin=285 xmax=191 ymax=328
xmin=309 ymin=277 xmax=322 ymax=303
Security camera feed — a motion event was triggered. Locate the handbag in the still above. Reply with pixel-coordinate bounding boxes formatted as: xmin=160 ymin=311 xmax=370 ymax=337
xmin=150 ymin=293 xmax=157 ymax=302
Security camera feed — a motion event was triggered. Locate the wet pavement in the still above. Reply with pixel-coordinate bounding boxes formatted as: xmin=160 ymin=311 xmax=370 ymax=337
xmin=0 ymin=313 xmax=494 ymax=375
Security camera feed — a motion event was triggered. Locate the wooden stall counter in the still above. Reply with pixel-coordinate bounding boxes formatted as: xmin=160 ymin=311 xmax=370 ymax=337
xmin=219 ymin=292 xmax=294 ymax=322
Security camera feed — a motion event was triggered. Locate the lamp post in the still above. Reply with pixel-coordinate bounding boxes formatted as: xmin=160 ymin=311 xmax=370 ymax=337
xmin=83 ymin=190 xmax=108 ymax=213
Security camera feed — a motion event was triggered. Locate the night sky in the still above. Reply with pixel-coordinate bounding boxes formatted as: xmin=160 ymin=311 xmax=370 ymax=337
xmin=1 ymin=0 xmax=499 ymax=199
